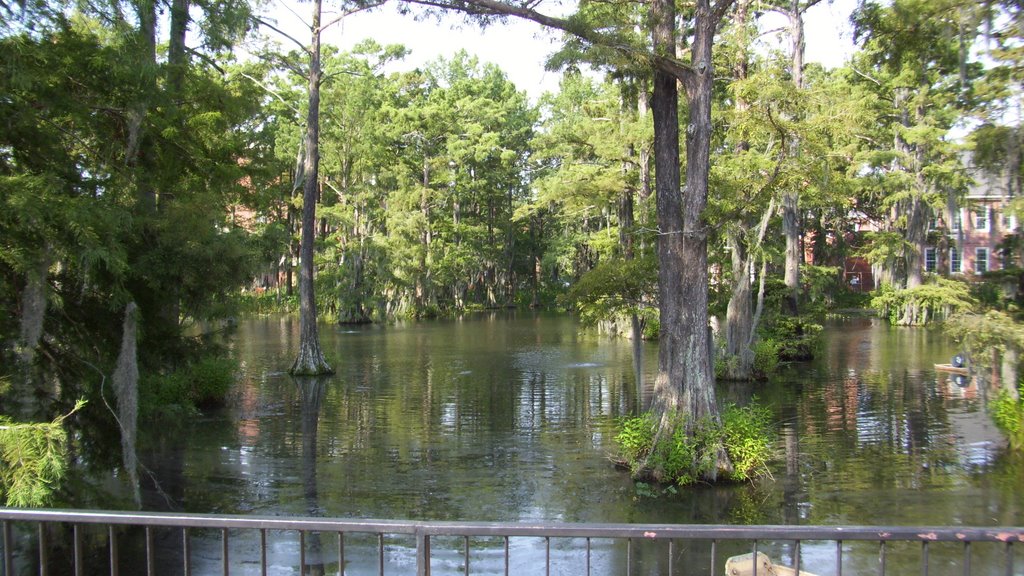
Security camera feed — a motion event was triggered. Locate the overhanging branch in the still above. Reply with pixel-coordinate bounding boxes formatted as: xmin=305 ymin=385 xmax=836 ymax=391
xmin=398 ymin=0 xmax=694 ymax=81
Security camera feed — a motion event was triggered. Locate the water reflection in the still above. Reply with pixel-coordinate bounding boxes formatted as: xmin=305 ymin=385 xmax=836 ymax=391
xmin=131 ymin=313 xmax=1022 ymax=575
xmin=297 ymin=377 xmax=326 ymax=574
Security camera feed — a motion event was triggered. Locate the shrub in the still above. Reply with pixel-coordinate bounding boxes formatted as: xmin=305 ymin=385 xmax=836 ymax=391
xmin=992 ymin=391 xmax=1024 ymax=452
xmin=760 ymin=315 xmax=822 ymax=361
xmin=615 ymin=411 xmax=655 ymax=470
xmin=752 ymin=339 xmax=781 ymax=378
xmin=721 ymin=403 xmax=775 ymax=482
xmin=141 ymin=355 xmax=237 ymax=418
xmin=871 ymin=278 xmax=976 ymax=325
xmin=187 ymin=356 xmax=236 ymax=408
xmin=614 ymin=403 xmax=777 ymax=488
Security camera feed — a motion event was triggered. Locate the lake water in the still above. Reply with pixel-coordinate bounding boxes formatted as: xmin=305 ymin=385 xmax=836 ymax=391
xmin=133 ymin=312 xmax=1021 ymax=575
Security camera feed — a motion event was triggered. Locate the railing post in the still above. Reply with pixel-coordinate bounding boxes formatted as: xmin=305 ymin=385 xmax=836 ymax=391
xmin=416 ymin=529 xmax=430 ymax=576
xmin=109 ymin=525 xmax=119 ymax=576
xmin=38 ymin=522 xmax=48 ymax=576
xmin=73 ymin=524 xmax=83 ymax=576
xmin=4 ymin=520 xmax=13 ymax=576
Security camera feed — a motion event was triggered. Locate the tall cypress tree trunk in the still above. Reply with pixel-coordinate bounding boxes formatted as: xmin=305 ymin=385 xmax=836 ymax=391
xmin=644 ymin=0 xmax=732 ymax=482
xmin=782 ymin=0 xmax=805 ymax=317
xmin=291 ymin=0 xmax=333 ymax=376
xmin=724 ymin=230 xmax=754 ymax=379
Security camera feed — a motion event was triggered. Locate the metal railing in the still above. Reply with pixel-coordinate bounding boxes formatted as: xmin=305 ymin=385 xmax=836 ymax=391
xmin=1 ymin=508 xmax=1021 ymax=576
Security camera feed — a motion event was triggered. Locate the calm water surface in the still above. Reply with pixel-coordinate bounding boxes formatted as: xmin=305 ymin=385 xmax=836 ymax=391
xmin=138 ymin=312 xmax=1021 ymax=575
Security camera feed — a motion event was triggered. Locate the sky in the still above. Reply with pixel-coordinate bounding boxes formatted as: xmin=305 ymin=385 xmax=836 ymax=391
xmin=257 ymin=0 xmax=861 ymax=102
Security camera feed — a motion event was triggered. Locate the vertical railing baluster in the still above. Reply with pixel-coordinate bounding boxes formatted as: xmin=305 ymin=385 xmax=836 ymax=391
xmin=463 ymin=535 xmax=469 ymax=575
xmin=221 ymin=528 xmax=229 ymax=576
xmin=794 ymin=540 xmax=801 ymax=576
xmin=626 ymin=538 xmax=633 ymax=576
xmin=752 ymin=540 xmax=759 ymax=576
xmin=836 ymin=540 xmax=843 ymax=576
xmin=503 ymin=536 xmax=509 ymax=576
xmin=109 ymin=525 xmax=119 ymax=576
xmin=545 ymin=536 xmax=550 ymax=576
xmin=1005 ymin=541 xmax=1013 ymax=576
xmin=338 ymin=532 xmax=345 ymax=576
xmin=73 ymin=524 xmax=83 ymax=576
xmin=259 ymin=529 xmax=265 ymax=576
xmin=2 ymin=520 xmax=11 ymax=576
xmin=145 ymin=526 xmax=155 ymax=576
xmin=38 ymin=522 xmax=49 ymax=576
xmin=668 ymin=539 xmax=675 ymax=576
xmin=300 ymin=531 xmax=306 ymax=575
xmin=586 ymin=537 xmax=591 ymax=576
xmin=922 ymin=540 xmax=929 ymax=576
xmin=183 ymin=527 xmax=191 ymax=576
xmin=711 ymin=540 xmax=717 ymax=576
xmin=879 ymin=540 xmax=886 ymax=576
xmin=379 ymin=533 xmax=385 ymax=576
xmin=962 ymin=541 xmax=970 ymax=576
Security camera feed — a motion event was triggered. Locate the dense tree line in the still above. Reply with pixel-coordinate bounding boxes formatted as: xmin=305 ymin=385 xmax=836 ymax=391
xmin=2 ymin=0 xmax=1023 ymax=501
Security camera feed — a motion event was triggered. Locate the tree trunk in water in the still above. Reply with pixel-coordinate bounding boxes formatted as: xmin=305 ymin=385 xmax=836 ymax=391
xmin=724 ymin=230 xmax=754 ymax=380
xmin=643 ymin=0 xmax=731 ymax=482
xmin=291 ymin=0 xmax=333 ymax=376
xmin=112 ymin=302 xmax=141 ymax=507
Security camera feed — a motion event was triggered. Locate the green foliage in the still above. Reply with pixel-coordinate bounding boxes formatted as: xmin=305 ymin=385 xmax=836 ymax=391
xmin=872 ymin=278 xmax=976 ymax=325
xmin=561 ymin=256 xmax=657 ymax=324
xmin=760 ymin=315 xmax=823 ymax=361
xmin=803 ymin=265 xmax=841 ymax=307
xmin=614 ymin=404 xmax=777 ymax=488
xmin=721 ymin=403 xmax=775 ymax=482
xmin=141 ymin=355 xmax=237 ymax=419
xmin=992 ymin=391 xmax=1024 ymax=452
xmin=614 ymin=411 xmax=655 ymax=466
xmin=641 ymin=311 xmax=660 ymax=340
xmin=0 ymin=399 xmax=86 ymax=507
xmin=752 ymin=339 xmax=781 ymax=378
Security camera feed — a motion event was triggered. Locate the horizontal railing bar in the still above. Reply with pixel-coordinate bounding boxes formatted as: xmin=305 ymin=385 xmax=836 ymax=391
xmin=1 ymin=508 xmax=1021 ymax=544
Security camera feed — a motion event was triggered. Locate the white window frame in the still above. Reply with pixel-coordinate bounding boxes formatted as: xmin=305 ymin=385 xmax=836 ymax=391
xmin=974 ymin=207 xmax=990 ymax=231
xmin=1003 ymin=212 xmax=1017 ymax=232
xmin=975 ymin=247 xmax=989 ymax=275
xmin=924 ymin=247 xmax=937 ymax=272
xmin=950 ymin=247 xmax=961 ymax=274
xmin=950 ymin=210 xmax=962 ymax=232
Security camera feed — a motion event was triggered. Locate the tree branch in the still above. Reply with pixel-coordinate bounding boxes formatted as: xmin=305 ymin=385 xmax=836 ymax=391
xmin=253 ymin=15 xmax=312 ymax=55
xmin=399 ymin=0 xmax=694 ymax=81
xmin=321 ymin=1 xmax=387 ymax=32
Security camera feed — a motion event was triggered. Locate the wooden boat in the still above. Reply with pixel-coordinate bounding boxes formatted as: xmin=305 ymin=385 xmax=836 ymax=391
xmin=725 ymin=552 xmax=820 ymax=576
xmin=934 ymin=363 xmax=969 ymax=375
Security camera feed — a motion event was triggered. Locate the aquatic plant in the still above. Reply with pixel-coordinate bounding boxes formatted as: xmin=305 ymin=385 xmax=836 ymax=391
xmin=614 ymin=401 xmax=777 ymax=488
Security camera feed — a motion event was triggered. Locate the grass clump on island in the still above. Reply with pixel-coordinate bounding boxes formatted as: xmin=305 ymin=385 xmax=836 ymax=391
xmin=615 ymin=402 xmax=776 ymax=487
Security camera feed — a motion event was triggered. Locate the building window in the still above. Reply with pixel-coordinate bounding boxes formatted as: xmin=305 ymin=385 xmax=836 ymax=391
xmin=924 ymin=248 xmax=937 ymax=272
xmin=1003 ymin=212 xmax=1017 ymax=232
xmin=976 ymin=247 xmax=989 ymax=274
xmin=950 ymin=247 xmax=961 ymax=273
xmin=950 ymin=211 xmax=962 ymax=232
xmin=975 ymin=207 xmax=990 ymax=231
